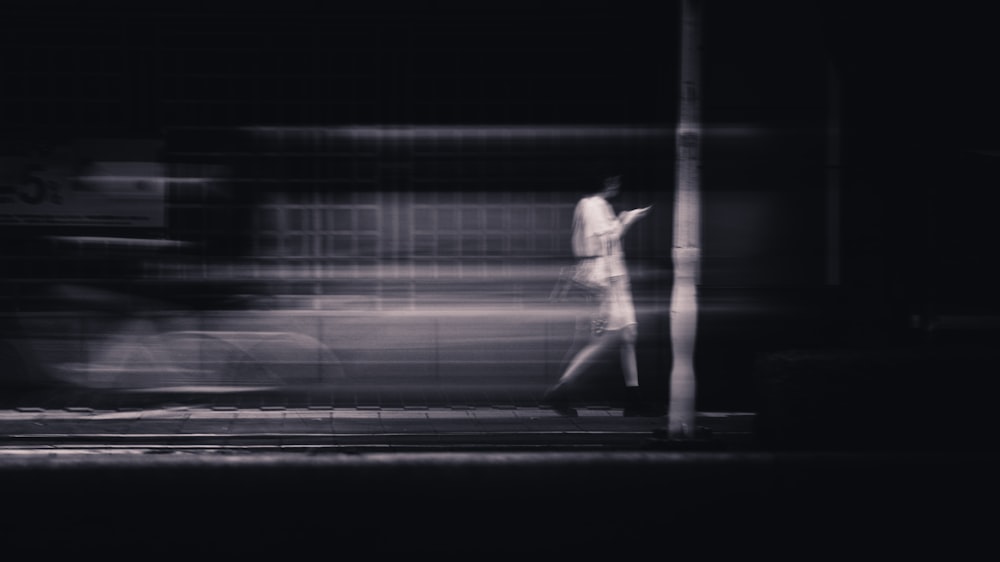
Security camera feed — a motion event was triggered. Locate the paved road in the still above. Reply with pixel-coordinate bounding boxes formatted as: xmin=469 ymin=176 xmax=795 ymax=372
xmin=2 ymin=444 xmax=995 ymax=558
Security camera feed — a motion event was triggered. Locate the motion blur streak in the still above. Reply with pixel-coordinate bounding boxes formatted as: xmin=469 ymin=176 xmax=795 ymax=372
xmin=244 ymin=124 xmax=672 ymax=141
xmin=242 ymin=124 xmax=761 ymax=142
xmin=17 ymin=272 xmax=668 ymax=386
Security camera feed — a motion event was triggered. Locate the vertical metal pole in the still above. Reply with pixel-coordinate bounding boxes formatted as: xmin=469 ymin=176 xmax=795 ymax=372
xmin=668 ymin=0 xmax=701 ymax=438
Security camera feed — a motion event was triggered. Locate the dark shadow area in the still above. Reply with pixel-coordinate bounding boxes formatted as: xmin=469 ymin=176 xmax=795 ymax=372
xmin=2 ymin=451 xmax=996 ymax=558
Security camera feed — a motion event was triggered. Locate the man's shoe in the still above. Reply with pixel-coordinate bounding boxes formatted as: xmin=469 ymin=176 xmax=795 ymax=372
xmin=549 ymin=402 xmax=579 ymax=417
xmin=541 ymin=386 xmax=578 ymax=417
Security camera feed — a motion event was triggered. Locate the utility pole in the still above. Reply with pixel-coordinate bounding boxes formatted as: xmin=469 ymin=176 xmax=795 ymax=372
xmin=668 ymin=0 xmax=701 ymax=438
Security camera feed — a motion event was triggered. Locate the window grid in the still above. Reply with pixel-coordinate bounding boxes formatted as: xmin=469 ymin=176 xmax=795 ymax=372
xmin=256 ymin=199 xmax=381 ymax=256
xmin=411 ymin=197 xmax=572 ymax=263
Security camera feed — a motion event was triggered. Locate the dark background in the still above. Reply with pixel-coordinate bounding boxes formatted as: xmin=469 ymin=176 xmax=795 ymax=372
xmin=2 ymin=0 xmax=999 ymax=408
xmin=2 ymin=1 xmax=1000 ymax=557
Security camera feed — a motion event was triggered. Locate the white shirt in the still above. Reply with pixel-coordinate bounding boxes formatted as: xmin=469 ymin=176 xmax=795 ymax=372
xmin=571 ymin=195 xmax=627 ymax=278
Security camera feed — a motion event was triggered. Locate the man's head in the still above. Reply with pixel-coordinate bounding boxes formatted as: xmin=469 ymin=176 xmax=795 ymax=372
xmin=600 ymin=175 xmax=621 ymax=199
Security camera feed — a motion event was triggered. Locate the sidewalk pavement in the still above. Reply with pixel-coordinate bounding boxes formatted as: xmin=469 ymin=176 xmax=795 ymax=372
xmin=0 ymin=403 xmax=756 ymax=454
xmin=2 ymin=402 xmax=997 ymax=559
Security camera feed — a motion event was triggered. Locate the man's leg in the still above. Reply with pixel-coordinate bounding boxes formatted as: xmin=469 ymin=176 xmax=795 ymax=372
xmin=553 ymin=335 xmax=614 ymax=390
xmin=620 ymin=324 xmax=639 ymax=387
xmin=621 ymin=324 xmax=662 ymax=416
xmin=543 ymin=334 xmax=615 ymax=416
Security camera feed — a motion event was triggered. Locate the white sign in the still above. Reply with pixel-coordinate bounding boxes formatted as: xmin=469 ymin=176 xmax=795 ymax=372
xmin=0 ymin=159 xmax=166 ymax=228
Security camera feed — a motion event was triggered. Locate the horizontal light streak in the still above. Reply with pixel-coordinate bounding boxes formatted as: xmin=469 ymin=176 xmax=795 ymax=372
xmin=234 ymin=124 xmax=768 ymax=148
xmin=242 ymin=124 xmax=674 ymax=141
xmin=50 ymin=236 xmax=191 ymax=248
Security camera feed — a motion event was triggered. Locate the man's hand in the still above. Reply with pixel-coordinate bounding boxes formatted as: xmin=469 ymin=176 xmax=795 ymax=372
xmin=620 ymin=205 xmax=652 ymax=226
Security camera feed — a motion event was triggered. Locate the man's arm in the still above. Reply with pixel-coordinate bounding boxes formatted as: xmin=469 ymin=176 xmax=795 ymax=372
xmin=618 ymin=205 xmax=652 ymax=235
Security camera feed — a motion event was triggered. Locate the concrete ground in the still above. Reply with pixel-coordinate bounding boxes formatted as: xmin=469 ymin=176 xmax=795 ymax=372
xmin=0 ymin=396 xmax=996 ymax=559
